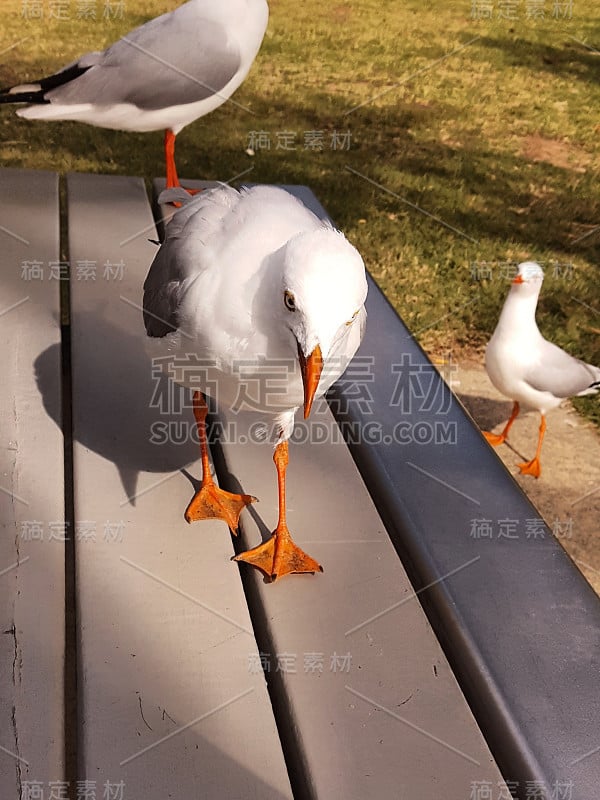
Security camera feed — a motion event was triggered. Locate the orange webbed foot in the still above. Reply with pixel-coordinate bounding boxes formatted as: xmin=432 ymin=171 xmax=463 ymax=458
xmin=483 ymin=430 xmax=507 ymax=446
xmin=518 ymin=457 xmax=541 ymax=479
xmin=185 ymin=484 xmax=257 ymax=533
xmin=483 ymin=402 xmax=520 ymax=448
xmin=233 ymin=525 xmax=322 ymax=581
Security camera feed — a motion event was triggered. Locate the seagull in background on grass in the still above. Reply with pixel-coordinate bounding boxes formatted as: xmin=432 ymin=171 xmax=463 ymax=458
xmin=0 ymin=0 xmax=268 ymax=190
xmin=483 ymin=261 xmax=600 ymax=478
xmin=143 ymin=184 xmax=368 ymax=580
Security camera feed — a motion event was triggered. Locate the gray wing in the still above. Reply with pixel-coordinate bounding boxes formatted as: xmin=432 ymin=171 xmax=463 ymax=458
xmin=525 ymin=339 xmax=600 ymax=398
xmin=143 ymin=186 xmax=240 ymax=337
xmin=143 ymin=243 xmax=187 ymax=337
xmin=48 ymin=10 xmax=241 ymax=110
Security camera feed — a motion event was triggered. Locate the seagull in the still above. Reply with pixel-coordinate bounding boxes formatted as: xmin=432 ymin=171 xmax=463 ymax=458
xmin=484 ymin=261 xmax=600 ymax=478
xmin=143 ymin=185 xmax=368 ymax=580
xmin=0 ymin=0 xmax=268 ymax=189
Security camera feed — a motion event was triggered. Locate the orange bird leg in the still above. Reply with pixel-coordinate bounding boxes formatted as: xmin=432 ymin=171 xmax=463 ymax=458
xmin=518 ymin=414 xmax=546 ymax=479
xmin=164 ymin=129 xmax=180 ymax=189
xmin=185 ymin=391 xmax=256 ymax=532
xmin=233 ymin=440 xmax=323 ymax=581
xmin=164 ymin=129 xmax=201 ymax=198
xmin=483 ymin=401 xmax=520 ymax=446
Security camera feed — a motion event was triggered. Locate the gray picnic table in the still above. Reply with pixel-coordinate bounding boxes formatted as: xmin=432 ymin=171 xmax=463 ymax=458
xmin=1 ymin=167 xmax=599 ymax=800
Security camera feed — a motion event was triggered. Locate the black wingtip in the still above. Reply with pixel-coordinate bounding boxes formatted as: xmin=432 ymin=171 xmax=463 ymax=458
xmin=0 ymin=89 xmax=48 ymax=105
xmin=0 ymin=63 xmax=92 ymax=105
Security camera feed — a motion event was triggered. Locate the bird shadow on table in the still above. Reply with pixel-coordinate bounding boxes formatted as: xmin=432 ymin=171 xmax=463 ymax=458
xmin=33 ymin=312 xmax=201 ymax=506
xmin=34 ymin=312 xmax=267 ymax=515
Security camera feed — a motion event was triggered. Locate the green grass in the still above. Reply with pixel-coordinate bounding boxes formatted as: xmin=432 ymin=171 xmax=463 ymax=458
xmin=1 ymin=0 xmax=599 ymax=422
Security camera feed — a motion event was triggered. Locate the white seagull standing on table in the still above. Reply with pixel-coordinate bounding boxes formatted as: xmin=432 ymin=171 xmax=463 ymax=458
xmin=0 ymin=0 xmax=268 ymax=190
xmin=484 ymin=261 xmax=600 ymax=478
xmin=143 ymin=185 xmax=368 ymax=580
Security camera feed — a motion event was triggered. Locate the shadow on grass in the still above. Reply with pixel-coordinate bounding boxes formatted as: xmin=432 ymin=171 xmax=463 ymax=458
xmin=3 ymin=84 xmax=598 ymax=370
xmin=476 ymin=35 xmax=600 ymax=84
xmin=3 ymin=86 xmax=598 ymax=253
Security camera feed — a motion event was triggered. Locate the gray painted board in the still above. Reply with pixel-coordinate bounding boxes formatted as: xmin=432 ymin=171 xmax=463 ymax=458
xmin=0 ymin=168 xmax=64 ymax=797
xmin=67 ymin=173 xmax=292 ymax=799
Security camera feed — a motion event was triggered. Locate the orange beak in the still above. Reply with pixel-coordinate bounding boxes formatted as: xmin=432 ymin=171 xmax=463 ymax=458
xmin=512 ymin=274 xmax=524 ymax=284
xmin=298 ymin=343 xmax=323 ymax=419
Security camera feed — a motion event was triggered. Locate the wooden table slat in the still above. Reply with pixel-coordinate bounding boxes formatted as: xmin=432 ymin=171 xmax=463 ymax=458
xmin=0 ymin=168 xmax=64 ymax=797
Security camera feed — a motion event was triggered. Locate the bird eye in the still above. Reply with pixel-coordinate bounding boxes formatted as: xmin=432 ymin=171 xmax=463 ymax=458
xmin=345 ymin=309 xmax=360 ymax=326
xmin=284 ymin=291 xmax=296 ymax=312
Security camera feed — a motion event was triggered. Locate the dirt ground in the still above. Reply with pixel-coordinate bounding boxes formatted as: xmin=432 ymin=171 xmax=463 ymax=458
xmin=448 ymin=360 xmax=600 ymax=595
